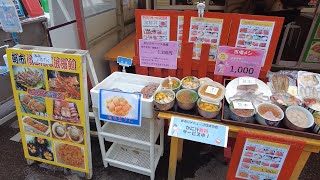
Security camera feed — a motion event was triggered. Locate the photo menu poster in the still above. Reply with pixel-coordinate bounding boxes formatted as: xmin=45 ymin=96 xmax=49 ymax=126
xmin=189 ymin=17 xmax=223 ymax=60
xmin=141 ymin=15 xmax=170 ymax=41
xmin=235 ymin=19 xmax=275 ymax=66
xmin=177 ymin=16 xmax=184 ymax=57
xmin=7 ymin=48 xmax=90 ymax=173
xmin=235 ymin=138 xmax=289 ymax=180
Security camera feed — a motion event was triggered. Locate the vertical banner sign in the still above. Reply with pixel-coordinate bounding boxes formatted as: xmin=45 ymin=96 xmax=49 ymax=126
xmin=139 ymin=39 xmax=178 ymax=69
xmin=235 ymin=19 xmax=274 ymax=66
xmin=7 ymin=47 xmax=90 ymax=173
xmin=99 ymin=89 xmax=142 ymax=127
xmin=235 ymin=139 xmax=289 ymax=179
xmin=303 ymin=14 xmax=320 ymax=63
xmin=141 ymin=15 xmax=170 ymax=41
xmin=189 ymin=17 xmax=223 ymax=60
xmin=214 ymin=46 xmax=264 ymax=78
xmin=168 ymin=116 xmax=229 ymax=147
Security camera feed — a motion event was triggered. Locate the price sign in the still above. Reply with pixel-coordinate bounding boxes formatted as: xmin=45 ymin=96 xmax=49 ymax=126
xmin=214 ymin=46 xmax=264 ymax=78
xmin=139 ymin=39 xmax=178 ymax=69
xmin=205 ymin=86 xmax=219 ymax=95
xmin=233 ymin=101 xmax=254 ymax=110
xmin=239 ymin=77 xmax=256 ymax=85
xmin=168 ymin=116 xmax=229 ymax=147
xmin=32 ymin=53 xmax=52 ymax=65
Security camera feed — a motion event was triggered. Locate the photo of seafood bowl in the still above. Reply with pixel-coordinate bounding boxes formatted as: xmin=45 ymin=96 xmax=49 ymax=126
xmin=48 ymin=71 xmax=81 ymax=100
xmin=52 ymin=121 xmax=84 ymax=144
xmin=19 ymin=94 xmax=46 ymax=116
xmin=13 ymin=66 xmax=44 ymax=91
xmin=53 ymin=100 xmax=80 ymax=124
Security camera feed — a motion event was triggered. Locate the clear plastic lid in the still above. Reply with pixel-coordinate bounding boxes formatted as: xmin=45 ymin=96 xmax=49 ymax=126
xmin=198 ymin=81 xmax=226 ymax=103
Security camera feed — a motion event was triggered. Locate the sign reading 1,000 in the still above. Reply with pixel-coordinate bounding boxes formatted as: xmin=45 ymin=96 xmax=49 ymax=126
xmin=230 ymin=66 xmax=254 ymax=75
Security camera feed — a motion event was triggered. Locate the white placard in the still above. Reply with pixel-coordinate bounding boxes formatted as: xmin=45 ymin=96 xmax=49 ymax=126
xmin=200 ymin=99 xmax=220 ymax=105
xmin=205 ymin=86 xmax=219 ymax=95
xmin=32 ymin=53 xmax=52 ymax=65
xmin=233 ymin=101 xmax=254 ymax=110
xmin=239 ymin=77 xmax=256 ymax=85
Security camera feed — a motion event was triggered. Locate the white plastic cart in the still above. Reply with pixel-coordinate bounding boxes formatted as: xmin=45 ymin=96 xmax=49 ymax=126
xmin=90 ymin=72 xmax=164 ymax=180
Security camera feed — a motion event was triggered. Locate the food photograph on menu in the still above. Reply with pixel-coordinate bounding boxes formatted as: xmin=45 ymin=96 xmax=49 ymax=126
xmin=47 ymin=70 xmax=81 ymax=100
xmin=12 ymin=66 xmax=45 ymax=91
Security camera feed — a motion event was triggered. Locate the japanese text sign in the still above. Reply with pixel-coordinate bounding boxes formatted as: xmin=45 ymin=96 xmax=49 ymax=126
xmin=214 ymin=46 xmax=264 ymax=78
xmin=117 ymin=56 xmax=132 ymax=67
xmin=139 ymin=39 xmax=178 ymax=69
xmin=99 ymin=89 xmax=142 ymax=126
xmin=168 ymin=116 xmax=229 ymax=147
xmin=7 ymin=47 xmax=91 ymax=173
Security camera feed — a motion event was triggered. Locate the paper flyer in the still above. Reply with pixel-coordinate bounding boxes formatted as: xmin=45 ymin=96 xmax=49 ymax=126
xmin=235 ymin=19 xmax=275 ymax=66
xmin=177 ymin=16 xmax=184 ymax=57
xmin=189 ymin=17 xmax=223 ymax=60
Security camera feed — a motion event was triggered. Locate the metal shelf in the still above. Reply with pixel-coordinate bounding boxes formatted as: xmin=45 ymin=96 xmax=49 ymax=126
xmin=104 ymin=143 xmax=162 ymax=177
xmin=100 ymin=118 xmax=163 ymax=150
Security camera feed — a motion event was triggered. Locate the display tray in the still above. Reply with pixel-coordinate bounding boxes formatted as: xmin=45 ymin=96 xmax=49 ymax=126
xmin=222 ymin=79 xmax=320 ymax=140
xmin=154 ymin=102 xmax=222 ymax=122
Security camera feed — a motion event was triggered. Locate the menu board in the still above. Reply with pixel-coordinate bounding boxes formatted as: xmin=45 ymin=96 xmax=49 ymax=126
xmin=7 ymin=48 xmax=90 ymax=173
xmin=177 ymin=16 xmax=184 ymax=58
xmin=141 ymin=15 xmax=170 ymax=41
xmin=189 ymin=17 xmax=223 ymax=60
xmin=235 ymin=139 xmax=289 ymax=180
xmin=235 ymin=19 xmax=275 ymax=66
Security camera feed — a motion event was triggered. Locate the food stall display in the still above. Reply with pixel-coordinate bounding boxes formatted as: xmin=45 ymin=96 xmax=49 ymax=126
xmin=6 ymin=45 xmax=92 ymax=176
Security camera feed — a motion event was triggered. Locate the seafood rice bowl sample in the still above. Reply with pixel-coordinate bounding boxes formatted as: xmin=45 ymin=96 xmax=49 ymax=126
xmin=256 ymin=103 xmax=284 ymax=127
xmin=181 ymin=76 xmax=200 ymax=91
xmin=161 ymin=77 xmax=181 ymax=92
xmin=284 ymin=106 xmax=314 ymax=131
xmin=154 ymin=90 xmax=175 ymax=111
xmin=176 ymin=89 xmax=198 ymax=110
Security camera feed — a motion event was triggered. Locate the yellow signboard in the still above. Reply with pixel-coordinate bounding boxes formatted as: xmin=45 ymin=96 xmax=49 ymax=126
xmin=7 ymin=46 xmax=91 ymax=173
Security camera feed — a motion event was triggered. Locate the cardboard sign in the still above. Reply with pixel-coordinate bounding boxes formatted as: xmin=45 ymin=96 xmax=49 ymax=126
xmin=7 ymin=47 xmax=91 ymax=173
xmin=214 ymin=46 xmax=264 ymax=78
xmin=139 ymin=39 xmax=178 ymax=69
xmin=99 ymin=89 xmax=142 ymax=126
xmin=168 ymin=116 xmax=229 ymax=147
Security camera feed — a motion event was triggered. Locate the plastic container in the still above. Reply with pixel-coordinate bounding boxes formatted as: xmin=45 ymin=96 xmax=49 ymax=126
xmin=198 ymin=82 xmax=225 ymax=103
xmin=161 ymin=77 xmax=181 ymax=92
xmin=154 ymin=89 xmax=175 ymax=111
xmin=199 ymin=77 xmax=214 ymax=85
xmin=255 ymin=103 xmax=284 ymax=127
xmin=197 ymin=99 xmax=221 ymax=119
xmin=90 ymin=72 xmax=163 ymax=118
xmin=284 ymin=106 xmax=314 ymax=131
xmin=176 ymin=89 xmax=198 ymax=110
xmin=181 ymin=76 xmax=200 ymax=91
xmin=270 ymin=92 xmax=302 ymax=111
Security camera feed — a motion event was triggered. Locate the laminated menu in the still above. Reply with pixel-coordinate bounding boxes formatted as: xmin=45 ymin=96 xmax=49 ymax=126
xmin=235 ymin=19 xmax=275 ymax=66
xmin=7 ymin=45 xmax=91 ymax=173
xmin=189 ymin=17 xmax=223 ymax=60
xmin=141 ymin=15 xmax=170 ymax=41
xmin=236 ymin=139 xmax=289 ymax=180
